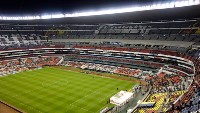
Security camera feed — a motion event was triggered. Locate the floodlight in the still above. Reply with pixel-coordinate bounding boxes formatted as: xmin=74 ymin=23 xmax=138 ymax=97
xmin=41 ymin=15 xmax=52 ymax=19
xmin=51 ymin=14 xmax=65 ymax=18
xmin=175 ymin=1 xmax=189 ymax=7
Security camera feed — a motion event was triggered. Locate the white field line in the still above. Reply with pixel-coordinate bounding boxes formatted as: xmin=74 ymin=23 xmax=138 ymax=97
xmin=1 ymin=76 xmax=100 ymax=113
xmin=11 ymin=79 xmax=69 ymax=98
xmin=70 ymin=104 xmax=93 ymax=113
xmin=65 ymin=82 xmax=113 ymax=113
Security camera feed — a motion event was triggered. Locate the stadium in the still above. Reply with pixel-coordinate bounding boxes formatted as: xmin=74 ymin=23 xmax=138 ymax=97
xmin=0 ymin=0 xmax=200 ymax=113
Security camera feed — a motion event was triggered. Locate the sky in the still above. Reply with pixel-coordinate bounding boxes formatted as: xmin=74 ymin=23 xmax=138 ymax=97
xmin=0 ymin=0 xmax=172 ymax=15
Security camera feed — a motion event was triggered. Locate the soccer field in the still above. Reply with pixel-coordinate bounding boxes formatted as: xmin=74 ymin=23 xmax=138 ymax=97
xmin=0 ymin=67 xmax=135 ymax=113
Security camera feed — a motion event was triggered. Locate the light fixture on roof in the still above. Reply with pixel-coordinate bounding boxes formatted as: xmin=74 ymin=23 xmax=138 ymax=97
xmin=41 ymin=15 xmax=52 ymax=19
xmin=51 ymin=14 xmax=65 ymax=18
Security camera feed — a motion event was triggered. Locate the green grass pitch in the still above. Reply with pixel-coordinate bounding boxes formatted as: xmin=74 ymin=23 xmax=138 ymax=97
xmin=0 ymin=67 xmax=135 ymax=113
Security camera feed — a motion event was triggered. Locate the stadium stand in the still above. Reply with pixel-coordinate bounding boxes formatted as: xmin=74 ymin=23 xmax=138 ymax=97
xmin=0 ymin=19 xmax=200 ymax=113
xmin=0 ymin=56 xmax=62 ymax=76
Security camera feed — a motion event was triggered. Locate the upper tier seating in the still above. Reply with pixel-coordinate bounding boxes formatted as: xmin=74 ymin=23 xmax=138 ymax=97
xmin=0 ymin=34 xmax=48 ymax=50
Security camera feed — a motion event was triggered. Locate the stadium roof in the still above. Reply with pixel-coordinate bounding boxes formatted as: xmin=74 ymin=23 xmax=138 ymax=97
xmin=0 ymin=0 xmax=198 ymax=24
xmin=0 ymin=0 xmax=188 ymax=14
xmin=0 ymin=5 xmax=199 ymax=24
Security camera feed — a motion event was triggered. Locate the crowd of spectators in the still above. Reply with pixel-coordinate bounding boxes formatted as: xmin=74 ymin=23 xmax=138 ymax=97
xmin=65 ymin=61 xmax=143 ymax=77
xmin=115 ymin=68 xmax=142 ymax=77
xmin=169 ymin=75 xmax=200 ymax=113
xmin=68 ymin=45 xmax=200 ymax=113
xmin=181 ymin=88 xmax=200 ymax=113
xmin=149 ymin=72 xmax=191 ymax=94
xmin=0 ymin=56 xmax=62 ymax=76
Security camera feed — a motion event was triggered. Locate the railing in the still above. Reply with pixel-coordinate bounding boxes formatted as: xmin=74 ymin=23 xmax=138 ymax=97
xmin=130 ymin=86 xmax=152 ymax=113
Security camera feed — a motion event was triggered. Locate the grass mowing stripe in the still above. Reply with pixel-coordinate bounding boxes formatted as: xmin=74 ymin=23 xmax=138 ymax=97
xmin=0 ymin=67 xmax=135 ymax=113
